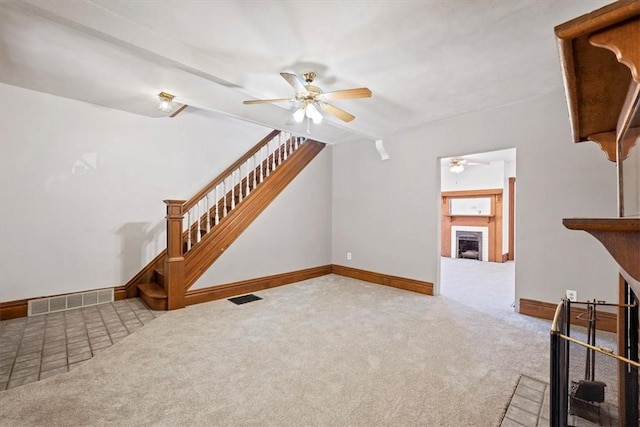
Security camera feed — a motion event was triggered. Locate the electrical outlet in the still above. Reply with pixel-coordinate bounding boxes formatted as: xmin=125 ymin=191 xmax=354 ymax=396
xmin=566 ymin=289 xmax=577 ymax=302
xmin=347 ymin=252 xmax=352 ymax=260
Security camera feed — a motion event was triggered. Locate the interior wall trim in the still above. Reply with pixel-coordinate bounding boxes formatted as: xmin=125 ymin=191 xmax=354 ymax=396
xmin=185 ymin=265 xmax=333 ymax=306
xmin=519 ymin=298 xmax=617 ymax=333
xmin=1 ymin=264 xmax=434 ymax=320
xmin=332 ymin=265 xmax=434 ymax=295
xmin=0 ymin=299 xmax=28 ymax=320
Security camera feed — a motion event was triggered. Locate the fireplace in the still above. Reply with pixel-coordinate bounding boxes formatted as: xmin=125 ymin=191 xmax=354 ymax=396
xmin=456 ymin=231 xmax=482 ymax=260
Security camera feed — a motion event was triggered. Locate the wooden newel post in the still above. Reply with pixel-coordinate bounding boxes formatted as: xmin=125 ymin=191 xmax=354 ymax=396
xmin=164 ymin=199 xmax=186 ymax=310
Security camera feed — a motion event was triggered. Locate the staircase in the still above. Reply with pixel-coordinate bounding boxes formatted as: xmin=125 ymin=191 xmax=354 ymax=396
xmin=121 ymin=130 xmax=325 ymax=310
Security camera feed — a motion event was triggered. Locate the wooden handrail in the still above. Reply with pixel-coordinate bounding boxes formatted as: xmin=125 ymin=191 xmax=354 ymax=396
xmin=183 ymin=129 xmax=281 ymax=212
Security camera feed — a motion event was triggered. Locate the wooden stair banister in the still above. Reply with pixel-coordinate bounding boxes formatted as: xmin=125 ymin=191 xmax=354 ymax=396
xmin=122 ymin=130 xmax=324 ymax=311
xmin=183 ymin=129 xmax=280 ymax=213
xmin=182 ymin=140 xmax=325 ymax=290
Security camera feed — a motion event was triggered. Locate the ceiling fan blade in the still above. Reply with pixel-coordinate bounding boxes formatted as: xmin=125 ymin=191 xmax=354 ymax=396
xmin=280 ymin=72 xmax=308 ymax=95
xmin=320 ymin=87 xmax=372 ymax=101
xmin=319 ymin=103 xmax=355 ymax=122
xmin=243 ymin=98 xmax=294 ymax=105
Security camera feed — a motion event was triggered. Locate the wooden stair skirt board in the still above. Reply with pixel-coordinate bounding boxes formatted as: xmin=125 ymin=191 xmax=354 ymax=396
xmin=332 ymin=265 xmax=434 ymax=295
xmin=519 ymin=298 xmax=617 ymax=333
xmin=185 ymin=265 xmax=333 ymax=306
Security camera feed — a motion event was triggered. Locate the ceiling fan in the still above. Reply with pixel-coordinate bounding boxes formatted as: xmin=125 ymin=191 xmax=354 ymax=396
xmin=243 ymin=71 xmax=371 ymax=125
xmin=449 ymin=158 xmax=490 ymax=173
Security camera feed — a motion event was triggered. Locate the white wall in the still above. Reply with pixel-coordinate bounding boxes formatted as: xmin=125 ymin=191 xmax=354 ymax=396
xmin=0 ymin=83 xmax=331 ymax=301
xmin=332 ymin=91 xmax=619 ymax=307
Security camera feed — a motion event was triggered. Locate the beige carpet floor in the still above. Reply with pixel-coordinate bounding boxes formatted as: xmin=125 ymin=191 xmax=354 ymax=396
xmin=0 ymin=268 xmax=562 ymax=427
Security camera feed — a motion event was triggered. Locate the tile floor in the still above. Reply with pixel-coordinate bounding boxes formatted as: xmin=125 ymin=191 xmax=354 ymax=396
xmin=501 ymin=375 xmax=618 ymax=427
xmin=501 ymin=375 xmax=550 ymax=427
xmin=0 ymin=298 xmax=163 ymax=391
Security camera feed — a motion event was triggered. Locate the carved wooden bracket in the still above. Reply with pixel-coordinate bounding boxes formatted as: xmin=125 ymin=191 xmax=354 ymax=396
xmin=589 ymin=129 xmax=639 ymax=162
xmin=589 ymin=18 xmax=640 ymax=83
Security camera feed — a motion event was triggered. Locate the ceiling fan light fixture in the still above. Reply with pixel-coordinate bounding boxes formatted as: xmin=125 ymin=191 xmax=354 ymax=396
xmin=450 ymin=164 xmax=465 ymax=173
xmin=293 ymin=107 xmax=305 ymax=123
xmin=305 ymin=103 xmax=323 ymax=123
xmin=158 ymin=92 xmax=175 ymax=112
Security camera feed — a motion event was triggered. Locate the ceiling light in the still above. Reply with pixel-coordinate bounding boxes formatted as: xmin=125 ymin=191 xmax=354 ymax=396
xmin=305 ymin=103 xmax=323 ymax=124
xmin=450 ymin=164 xmax=465 ymax=173
xmin=158 ymin=92 xmax=175 ymax=112
xmin=293 ymin=107 xmax=305 ymax=123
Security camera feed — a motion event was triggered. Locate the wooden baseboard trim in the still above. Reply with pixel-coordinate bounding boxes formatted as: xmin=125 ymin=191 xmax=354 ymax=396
xmin=185 ymin=265 xmax=333 ymax=306
xmin=519 ymin=298 xmax=617 ymax=333
xmin=331 ymin=265 xmax=433 ymax=295
xmin=0 ymin=299 xmax=28 ymax=320
xmin=114 ymin=286 xmax=128 ymax=301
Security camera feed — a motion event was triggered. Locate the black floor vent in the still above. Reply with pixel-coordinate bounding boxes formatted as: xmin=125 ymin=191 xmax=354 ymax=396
xmin=228 ymin=294 xmax=262 ymax=305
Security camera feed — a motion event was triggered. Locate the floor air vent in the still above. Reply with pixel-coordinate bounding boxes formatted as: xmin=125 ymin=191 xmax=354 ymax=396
xmin=28 ymin=288 xmax=114 ymax=316
xmin=228 ymin=294 xmax=262 ymax=305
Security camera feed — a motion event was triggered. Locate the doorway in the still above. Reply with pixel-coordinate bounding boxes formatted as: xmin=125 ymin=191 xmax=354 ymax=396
xmin=439 ymin=148 xmax=516 ymax=313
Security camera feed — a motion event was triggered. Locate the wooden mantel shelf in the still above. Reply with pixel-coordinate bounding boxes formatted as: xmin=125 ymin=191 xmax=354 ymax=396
xmin=446 ymin=214 xmax=494 ymax=223
xmin=563 ymin=217 xmax=640 ymax=282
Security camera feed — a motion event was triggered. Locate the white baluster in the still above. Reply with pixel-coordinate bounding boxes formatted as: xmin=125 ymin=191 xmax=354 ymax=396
xmin=182 ymin=215 xmax=188 ymax=252
xmin=187 ymin=211 xmax=192 ymax=251
xmin=259 ymin=146 xmax=264 ymax=181
xmin=245 ymin=159 xmax=250 ymax=196
xmin=238 ymin=166 xmax=243 ymax=203
xmin=252 ymin=153 xmax=257 ymax=188
xmin=231 ymin=171 xmax=236 ymax=210
xmin=271 ymin=138 xmax=276 ymax=172
xmin=266 ymin=142 xmax=271 ymax=177
xmin=295 ymin=136 xmax=299 ymax=150
xmin=206 ymin=194 xmax=211 ymax=232
xmin=277 ymin=133 xmax=282 ymax=163
xmin=223 ymin=180 xmax=227 ymax=215
xmin=284 ymin=133 xmax=289 ymax=161
xmin=214 ymin=185 xmax=220 ymax=224
xmin=196 ymin=203 xmax=201 ymax=243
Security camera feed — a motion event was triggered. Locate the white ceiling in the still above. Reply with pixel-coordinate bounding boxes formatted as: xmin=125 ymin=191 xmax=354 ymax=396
xmin=0 ymin=0 xmax=611 ymax=146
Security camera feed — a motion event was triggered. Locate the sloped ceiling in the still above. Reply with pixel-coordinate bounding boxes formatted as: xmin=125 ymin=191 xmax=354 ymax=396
xmin=0 ymin=0 xmax=611 ymax=145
